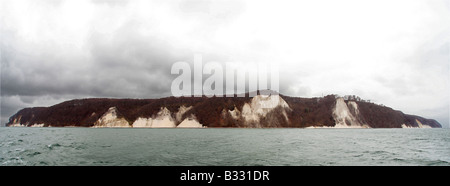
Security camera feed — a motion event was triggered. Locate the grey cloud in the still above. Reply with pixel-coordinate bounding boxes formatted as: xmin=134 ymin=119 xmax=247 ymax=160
xmin=1 ymin=19 xmax=184 ymax=99
xmin=0 ymin=0 xmax=248 ymax=100
xmin=85 ymin=23 xmax=193 ymax=98
xmin=1 ymin=0 xmax=448 ymax=128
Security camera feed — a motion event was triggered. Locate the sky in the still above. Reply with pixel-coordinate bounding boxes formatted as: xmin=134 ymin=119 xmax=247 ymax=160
xmin=1 ymin=0 xmax=449 ymax=127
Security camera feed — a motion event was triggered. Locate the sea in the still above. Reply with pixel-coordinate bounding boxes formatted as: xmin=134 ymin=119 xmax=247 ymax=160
xmin=1 ymin=128 xmax=449 ymax=166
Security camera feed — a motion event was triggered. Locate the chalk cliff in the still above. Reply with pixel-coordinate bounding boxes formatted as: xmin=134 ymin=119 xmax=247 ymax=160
xmin=6 ymin=92 xmax=442 ymax=128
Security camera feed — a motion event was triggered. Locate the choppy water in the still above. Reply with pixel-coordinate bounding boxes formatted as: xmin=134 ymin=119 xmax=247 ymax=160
xmin=1 ymin=128 xmax=449 ymax=166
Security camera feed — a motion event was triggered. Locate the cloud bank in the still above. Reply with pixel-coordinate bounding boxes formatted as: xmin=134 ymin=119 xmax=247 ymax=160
xmin=1 ymin=0 xmax=449 ymax=127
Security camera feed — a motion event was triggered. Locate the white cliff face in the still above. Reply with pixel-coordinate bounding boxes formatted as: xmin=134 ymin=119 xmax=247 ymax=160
xmin=415 ymin=119 xmax=432 ymax=128
xmin=30 ymin=123 xmax=45 ymax=127
xmin=131 ymin=107 xmax=176 ymax=128
xmin=175 ymin=105 xmax=192 ymax=123
xmin=332 ymin=98 xmax=369 ymax=128
xmin=177 ymin=115 xmax=203 ymax=128
xmin=241 ymin=94 xmax=290 ymax=123
xmin=9 ymin=123 xmax=26 ymax=127
xmin=93 ymin=107 xmax=130 ymax=128
xmin=221 ymin=94 xmax=291 ymax=127
xmin=151 ymin=107 xmax=176 ymax=128
xmin=401 ymin=119 xmax=432 ymax=128
xmin=241 ymin=103 xmax=259 ymax=122
xmin=347 ymin=101 xmax=360 ymax=115
xmin=132 ymin=117 xmax=152 ymax=128
xmin=228 ymin=106 xmax=241 ymax=120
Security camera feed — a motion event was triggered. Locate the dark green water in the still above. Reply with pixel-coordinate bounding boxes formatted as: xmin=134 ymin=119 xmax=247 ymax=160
xmin=1 ymin=128 xmax=449 ymax=166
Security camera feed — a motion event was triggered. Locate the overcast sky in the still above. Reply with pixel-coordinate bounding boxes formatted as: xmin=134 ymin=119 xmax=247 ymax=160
xmin=1 ymin=0 xmax=449 ymax=127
